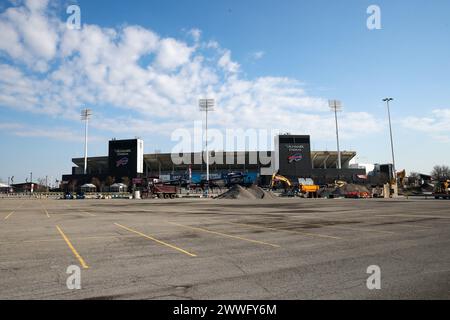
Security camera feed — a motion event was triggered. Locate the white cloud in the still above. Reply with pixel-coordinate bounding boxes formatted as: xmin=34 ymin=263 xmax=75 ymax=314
xmin=401 ymin=109 xmax=450 ymax=142
xmin=0 ymin=1 xmax=383 ymax=147
xmin=0 ymin=0 xmax=59 ymax=71
xmin=0 ymin=121 xmax=103 ymax=142
xmin=251 ymin=51 xmax=265 ymax=60
xmin=218 ymin=49 xmax=240 ymax=73
xmin=155 ymin=38 xmax=193 ymax=70
xmin=188 ymin=28 xmax=201 ymax=42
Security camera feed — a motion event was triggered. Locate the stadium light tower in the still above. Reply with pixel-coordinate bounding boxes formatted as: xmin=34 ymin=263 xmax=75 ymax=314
xmin=81 ymin=108 xmax=92 ymax=175
xmin=382 ymin=98 xmax=396 ymax=180
xmin=199 ymin=99 xmax=215 ymax=196
xmin=328 ymin=100 xmax=343 ymax=169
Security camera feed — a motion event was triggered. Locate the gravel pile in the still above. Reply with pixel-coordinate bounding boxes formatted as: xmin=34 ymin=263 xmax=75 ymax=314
xmin=216 ymin=185 xmax=275 ymax=199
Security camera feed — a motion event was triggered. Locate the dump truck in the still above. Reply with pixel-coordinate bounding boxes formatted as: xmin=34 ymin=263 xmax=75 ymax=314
xmin=298 ymin=178 xmax=320 ymax=197
xmin=146 ymin=178 xmax=178 ymax=199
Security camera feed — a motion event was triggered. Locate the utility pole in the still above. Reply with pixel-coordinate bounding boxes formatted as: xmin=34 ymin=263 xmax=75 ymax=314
xmin=199 ymin=99 xmax=215 ymax=197
xmin=81 ymin=109 xmax=92 ymax=175
xmin=329 ymin=100 xmax=343 ymax=169
xmin=382 ymin=98 xmax=396 ymax=181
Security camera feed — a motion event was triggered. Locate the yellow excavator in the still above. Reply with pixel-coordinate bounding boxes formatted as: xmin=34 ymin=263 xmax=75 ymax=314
xmin=270 ymin=173 xmax=293 ymax=189
xmin=271 ymin=172 xmax=320 ymax=197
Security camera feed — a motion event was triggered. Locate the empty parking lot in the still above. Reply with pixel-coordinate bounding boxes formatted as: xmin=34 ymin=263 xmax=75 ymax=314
xmin=0 ymin=197 xmax=449 ymax=299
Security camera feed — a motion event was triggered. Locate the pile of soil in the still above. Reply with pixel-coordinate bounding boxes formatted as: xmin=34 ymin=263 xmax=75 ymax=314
xmin=319 ymin=183 xmax=371 ymax=197
xmin=216 ymin=185 xmax=275 ymax=200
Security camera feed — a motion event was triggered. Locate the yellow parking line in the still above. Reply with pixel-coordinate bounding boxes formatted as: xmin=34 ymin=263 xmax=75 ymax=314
xmin=80 ymin=211 xmax=96 ymax=217
xmin=224 ymin=221 xmax=342 ymax=240
xmin=291 ymin=216 xmax=395 ymax=234
xmin=3 ymin=202 xmax=24 ymax=220
xmin=42 ymin=207 xmax=50 ymax=218
xmin=168 ymin=221 xmax=281 ymax=248
xmin=63 ymin=203 xmax=95 ymax=217
xmin=56 ymin=225 xmax=89 ymax=269
xmin=114 ymin=223 xmax=197 ymax=257
xmin=0 ymin=231 xmax=193 ymax=245
xmin=4 ymin=211 xmax=14 ymax=220
xmin=39 ymin=201 xmax=50 ymax=218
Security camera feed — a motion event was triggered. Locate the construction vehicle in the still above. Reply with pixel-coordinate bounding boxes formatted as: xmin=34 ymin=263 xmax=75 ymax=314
xmin=146 ymin=178 xmax=178 ymax=199
xmin=433 ymin=180 xmax=450 ymax=199
xmin=270 ymin=173 xmax=297 ymax=196
xmin=397 ymin=170 xmax=406 ymax=187
xmin=332 ymin=180 xmax=371 ymax=198
xmin=298 ymin=178 xmax=320 ymax=197
xmin=270 ymin=173 xmax=293 ymax=189
xmin=270 ymin=173 xmax=320 ymax=197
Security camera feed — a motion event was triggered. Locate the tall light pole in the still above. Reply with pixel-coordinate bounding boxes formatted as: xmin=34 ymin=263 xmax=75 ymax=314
xmin=382 ymin=98 xmax=396 ymax=181
xmin=81 ymin=109 xmax=92 ymax=175
xmin=329 ymin=100 xmax=342 ymax=169
xmin=199 ymin=99 xmax=215 ymax=197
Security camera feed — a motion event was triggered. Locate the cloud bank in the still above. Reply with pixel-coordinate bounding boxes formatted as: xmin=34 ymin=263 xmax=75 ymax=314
xmin=0 ymin=0 xmax=383 ymax=145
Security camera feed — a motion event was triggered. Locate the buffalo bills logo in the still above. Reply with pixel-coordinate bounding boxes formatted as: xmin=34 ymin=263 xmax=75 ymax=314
xmin=116 ymin=157 xmax=129 ymax=167
xmin=288 ymin=153 xmax=303 ymax=163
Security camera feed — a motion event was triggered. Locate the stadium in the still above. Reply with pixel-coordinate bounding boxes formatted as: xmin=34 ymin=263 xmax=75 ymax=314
xmin=61 ymin=135 xmax=365 ymax=191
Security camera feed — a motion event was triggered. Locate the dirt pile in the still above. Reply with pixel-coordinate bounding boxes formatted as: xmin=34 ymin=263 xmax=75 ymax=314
xmin=216 ymin=185 xmax=275 ymax=200
xmin=319 ymin=183 xmax=371 ymax=197
xmin=332 ymin=184 xmax=370 ymax=196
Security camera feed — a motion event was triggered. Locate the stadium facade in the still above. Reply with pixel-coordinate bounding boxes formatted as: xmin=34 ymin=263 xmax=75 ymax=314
xmin=61 ymin=135 xmax=365 ymax=190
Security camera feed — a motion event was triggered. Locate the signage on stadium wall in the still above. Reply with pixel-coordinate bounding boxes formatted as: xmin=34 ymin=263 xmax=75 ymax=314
xmin=108 ymin=139 xmax=143 ymax=178
xmin=275 ymin=135 xmax=313 ymax=178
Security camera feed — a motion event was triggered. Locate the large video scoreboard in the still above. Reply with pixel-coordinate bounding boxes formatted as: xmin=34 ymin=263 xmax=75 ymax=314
xmin=274 ymin=135 xmax=313 ymax=178
xmin=108 ymin=139 xmax=144 ymax=179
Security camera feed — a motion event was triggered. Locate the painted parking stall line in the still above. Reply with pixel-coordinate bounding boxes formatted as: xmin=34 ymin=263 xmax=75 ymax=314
xmin=115 ymin=223 xmax=197 ymax=257
xmin=56 ymin=225 xmax=89 ymax=269
xmin=3 ymin=202 xmax=24 ymax=220
xmin=168 ymin=221 xmax=281 ymax=248
xmin=223 ymin=220 xmax=342 ymax=240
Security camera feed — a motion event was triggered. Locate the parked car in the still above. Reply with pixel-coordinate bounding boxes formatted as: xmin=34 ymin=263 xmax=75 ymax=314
xmin=63 ymin=192 xmax=74 ymax=199
xmin=76 ymin=192 xmax=85 ymax=199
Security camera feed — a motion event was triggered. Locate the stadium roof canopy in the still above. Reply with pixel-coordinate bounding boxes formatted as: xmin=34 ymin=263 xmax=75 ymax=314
xmin=72 ymin=151 xmax=356 ymax=172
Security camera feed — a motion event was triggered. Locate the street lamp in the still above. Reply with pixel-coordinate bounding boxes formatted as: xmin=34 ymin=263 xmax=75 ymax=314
xmin=199 ymin=98 xmax=215 ymax=197
xmin=382 ymin=98 xmax=396 ymax=182
xmin=328 ymin=100 xmax=343 ymax=169
xmin=81 ymin=108 xmax=92 ymax=175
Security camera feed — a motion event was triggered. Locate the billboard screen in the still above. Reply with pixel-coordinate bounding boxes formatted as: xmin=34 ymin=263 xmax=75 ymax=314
xmin=276 ymin=135 xmax=313 ymax=178
xmin=108 ymin=139 xmax=143 ymax=178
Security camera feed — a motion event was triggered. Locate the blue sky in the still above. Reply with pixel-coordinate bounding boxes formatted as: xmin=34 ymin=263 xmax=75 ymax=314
xmin=0 ymin=0 xmax=449 ymax=183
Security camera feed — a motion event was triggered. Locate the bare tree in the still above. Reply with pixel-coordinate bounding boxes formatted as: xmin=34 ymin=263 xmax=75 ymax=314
xmin=68 ymin=179 xmax=77 ymax=192
xmin=91 ymin=177 xmax=101 ymax=190
xmin=431 ymin=165 xmax=450 ymax=181
xmin=121 ymin=176 xmax=130 ymax=186
xmin=36 ymin=178 xmax=47 ymax=192
xmin=105 ymin=176 xmax=115 ymax=186
xmin=409 ymin=172 xmax=420 ymax=180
